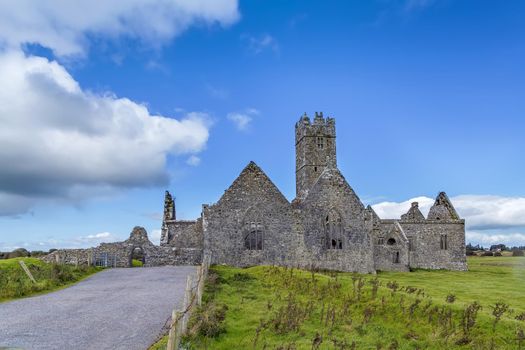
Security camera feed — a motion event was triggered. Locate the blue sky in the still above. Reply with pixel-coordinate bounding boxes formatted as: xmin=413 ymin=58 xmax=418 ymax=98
xmin=0 ymin=0 xmax=524 ymax=250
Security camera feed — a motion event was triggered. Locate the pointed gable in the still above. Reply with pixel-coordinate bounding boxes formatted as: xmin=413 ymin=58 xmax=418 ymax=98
xmin=217 ymin=161 xmax=289 ymax=206
xmin=303 ymin=166 xmax=366 ymax=211
xmin=401 ymin=202 xmax=426 ymax=221
xmin=427 ymin=192 xmax=460 ymax=220
xmin=388 ymin=221 xmax=409 ymax=243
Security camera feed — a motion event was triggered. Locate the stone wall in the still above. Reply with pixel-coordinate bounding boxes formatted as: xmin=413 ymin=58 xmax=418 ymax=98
xmin=42 ymin=227 xmax=201 ymax=267
xmin=162 ymin=219 xmax=203 ymax=249
xmin=373 ymin=221 xmax=410 ymax=272
xmin=203 ymin=162 xmax=300 ymax=268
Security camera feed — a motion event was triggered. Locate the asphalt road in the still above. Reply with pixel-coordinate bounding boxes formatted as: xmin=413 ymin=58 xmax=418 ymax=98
xmin=0 ymin=266 xmax=196 ymax=350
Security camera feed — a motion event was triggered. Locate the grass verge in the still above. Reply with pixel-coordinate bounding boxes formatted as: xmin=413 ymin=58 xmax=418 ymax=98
xmin=0 ymin=257 xmax=101 ymax=302
xmin=179 ymin=256 xmax=524 ymax=349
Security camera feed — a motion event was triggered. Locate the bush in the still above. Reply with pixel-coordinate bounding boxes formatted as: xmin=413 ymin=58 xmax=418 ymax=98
xmin=494 ymin=252 xmax=502 ymax=257
xmin=482 ymin=251 xmax=494 ymax=257
xmin=190 ymin=302 xmax=228 ymax=338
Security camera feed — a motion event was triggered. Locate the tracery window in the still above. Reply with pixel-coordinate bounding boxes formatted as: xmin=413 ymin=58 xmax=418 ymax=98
xmin=243 ymin=208 xmax=264 ymax=250
xmin=325 ymin=210 xmax=343 ymax=250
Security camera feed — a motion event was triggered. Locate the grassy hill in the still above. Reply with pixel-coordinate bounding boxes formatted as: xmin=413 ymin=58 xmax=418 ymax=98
xmin=0 ymin=257 xmax=100 ymax=302
xmin=180 ymin=256 xmax=525 ymax=349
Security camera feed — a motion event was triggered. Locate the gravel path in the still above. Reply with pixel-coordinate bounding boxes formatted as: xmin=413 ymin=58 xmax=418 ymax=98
xmin=0 ymin=266 xmax=196 ymax=350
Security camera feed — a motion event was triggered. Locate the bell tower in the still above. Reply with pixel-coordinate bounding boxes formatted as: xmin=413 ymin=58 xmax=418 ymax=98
xmin=295 ymin=112 xmax=337 ymax=199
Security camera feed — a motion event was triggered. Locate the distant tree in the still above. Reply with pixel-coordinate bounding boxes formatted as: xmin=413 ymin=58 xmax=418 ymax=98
xmin=7 ymin=248 xmax=30 ymax=258
xmin=490 ymin=244 xmax=506 ymax=252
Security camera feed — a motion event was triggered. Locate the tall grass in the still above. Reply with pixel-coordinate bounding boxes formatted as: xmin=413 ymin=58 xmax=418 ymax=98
xmin=183 ymin=257 xmax=525 ymax=349
xmin=0 ymin=257 xmax=100 ymax=301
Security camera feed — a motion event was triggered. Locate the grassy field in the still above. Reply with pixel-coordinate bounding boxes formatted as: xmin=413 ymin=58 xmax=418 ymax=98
xmin=176 ymin=256 xmax=525 ymax=349
xmin=0 ymin=257 xmax=101 ymax=302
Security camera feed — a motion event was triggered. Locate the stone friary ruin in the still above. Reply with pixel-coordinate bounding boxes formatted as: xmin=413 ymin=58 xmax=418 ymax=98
xmin=45 ymin=114 xmax=467 ymax=272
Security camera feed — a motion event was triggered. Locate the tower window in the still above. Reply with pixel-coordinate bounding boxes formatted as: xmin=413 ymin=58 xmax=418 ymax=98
xmin=314 ymin=166 xmax=317 ymax=172
xmin=317 ymin=137 xmax=324 ymax=149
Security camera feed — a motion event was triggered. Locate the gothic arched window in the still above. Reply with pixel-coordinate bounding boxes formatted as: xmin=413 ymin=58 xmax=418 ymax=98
xmin=243 ymin=209 xmax=263 ymax=250
xmin=244 ymin=222 xmax=263 ymax=250
xmin=325 ymin=210 xmax=343 ymax=250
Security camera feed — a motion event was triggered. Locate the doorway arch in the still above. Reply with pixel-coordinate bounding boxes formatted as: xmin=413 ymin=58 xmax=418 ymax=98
xmin=129 ymin=246 xmax=145 ymax=267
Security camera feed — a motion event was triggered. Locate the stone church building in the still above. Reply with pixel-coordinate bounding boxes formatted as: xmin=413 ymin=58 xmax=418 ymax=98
xmin=161 ymin=113 xmax=467 ymax=273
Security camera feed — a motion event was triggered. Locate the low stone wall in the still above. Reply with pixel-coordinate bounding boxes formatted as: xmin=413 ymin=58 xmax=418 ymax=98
xmin=41 ymin=227 xmax=203 ymax=267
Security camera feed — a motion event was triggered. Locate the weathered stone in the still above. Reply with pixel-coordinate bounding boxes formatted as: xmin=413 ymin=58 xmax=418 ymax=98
xmin=45 ymin=113 xmax=467 ymax=273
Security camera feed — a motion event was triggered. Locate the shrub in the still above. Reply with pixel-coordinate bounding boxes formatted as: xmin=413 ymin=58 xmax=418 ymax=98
xmin=494 ymin=252 xmax=502 ymax=257
xmin=482 ymin=251 xmax=494 ymax=257
xmin=513 ymin=250 xmax=525 ymax=257
xmin=190 ymin=302 xmax=228 ymax=338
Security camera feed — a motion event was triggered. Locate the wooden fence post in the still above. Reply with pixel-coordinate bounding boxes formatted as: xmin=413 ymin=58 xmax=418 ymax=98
xmin=19 ymin=261 xmax=36 ymax=283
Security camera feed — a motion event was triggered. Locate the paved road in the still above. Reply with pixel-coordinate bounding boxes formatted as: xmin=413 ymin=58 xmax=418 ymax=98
xmin=0 ymin=266 xmax=196 ymax=350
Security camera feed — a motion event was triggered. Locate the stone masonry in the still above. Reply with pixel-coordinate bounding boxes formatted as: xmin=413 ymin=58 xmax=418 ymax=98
xmin=161 ymin=113 xmax=467 ymax=273
xmin=45 ymin=113 xmax=466 ymax=272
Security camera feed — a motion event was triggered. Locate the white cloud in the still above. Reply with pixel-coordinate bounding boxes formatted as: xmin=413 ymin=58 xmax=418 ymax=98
xmin=243 ymin=34 xmax=279 ymax=55
xmin=372 ymin=194 xmax=525 ymax=246
xmin=186 ymin=155 xmax=201 ymax=166
xmin=150 ymin=229 xmax=162 ymax=244
xmin=0 ymin=50 xmax=211 ymax=215
xmin=78 ymin=232 xmax=120 ymax=243
xmin=0 ymin=0 xmax=240 ymax=57
xmin=227 ymin=108 xmax=259 ymax=131
xmin=466 ymin=232 xmax=525 ymax=246
xmin=372 ymin=196 xmax=435 ymax=220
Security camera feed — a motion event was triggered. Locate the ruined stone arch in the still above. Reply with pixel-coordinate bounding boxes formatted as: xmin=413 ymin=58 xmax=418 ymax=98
xmin=129 ymin=246 xmax=146 ymax=267
xmin=242 ymin=206 xmax=264 ymax=250
xmin=324 ymin=208 xmax=344 ymax=250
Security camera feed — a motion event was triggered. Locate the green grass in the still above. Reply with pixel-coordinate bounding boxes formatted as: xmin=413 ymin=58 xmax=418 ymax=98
xmin=179 ymin=256 xmax=525 ymax=349
xmin=132 ymin=259 xmax=144 ymax=267
xmin=0 ymin=257 xmax=101 ymax=302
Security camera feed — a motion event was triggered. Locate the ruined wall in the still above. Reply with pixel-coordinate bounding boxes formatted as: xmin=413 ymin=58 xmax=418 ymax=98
xmin=162 ymin=219 xmax=203 ymax=249
xmin=42 ymin=227 xmax=201 ymax=267
xmin=374 ymin=221 xmax=410 ymax=272
xmin=295 ymin=167 xmax=375 ymax=273
xmin=203 ymin=162 xmax=300 ymax=268
xmin=399 ymin=220 xmax=467 ymax=270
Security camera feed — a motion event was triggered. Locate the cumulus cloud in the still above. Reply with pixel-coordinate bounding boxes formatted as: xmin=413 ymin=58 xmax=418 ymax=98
xmin=149 ymin=229 xmax=162 ymax=244
xmin=0 ymin=50 xmax=211 ymax=215
xmin=466 ymin=232 xmax=525 ymax=246
xmin=0 ymin=231 xmax=125 ymax=251
xmin=0 ymin=0 xmax=240 ymax=57
xmin=227 ymin=108 xmax=259 ymax=131
xmin=371 ymin=194 xmax=525 ymax=246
